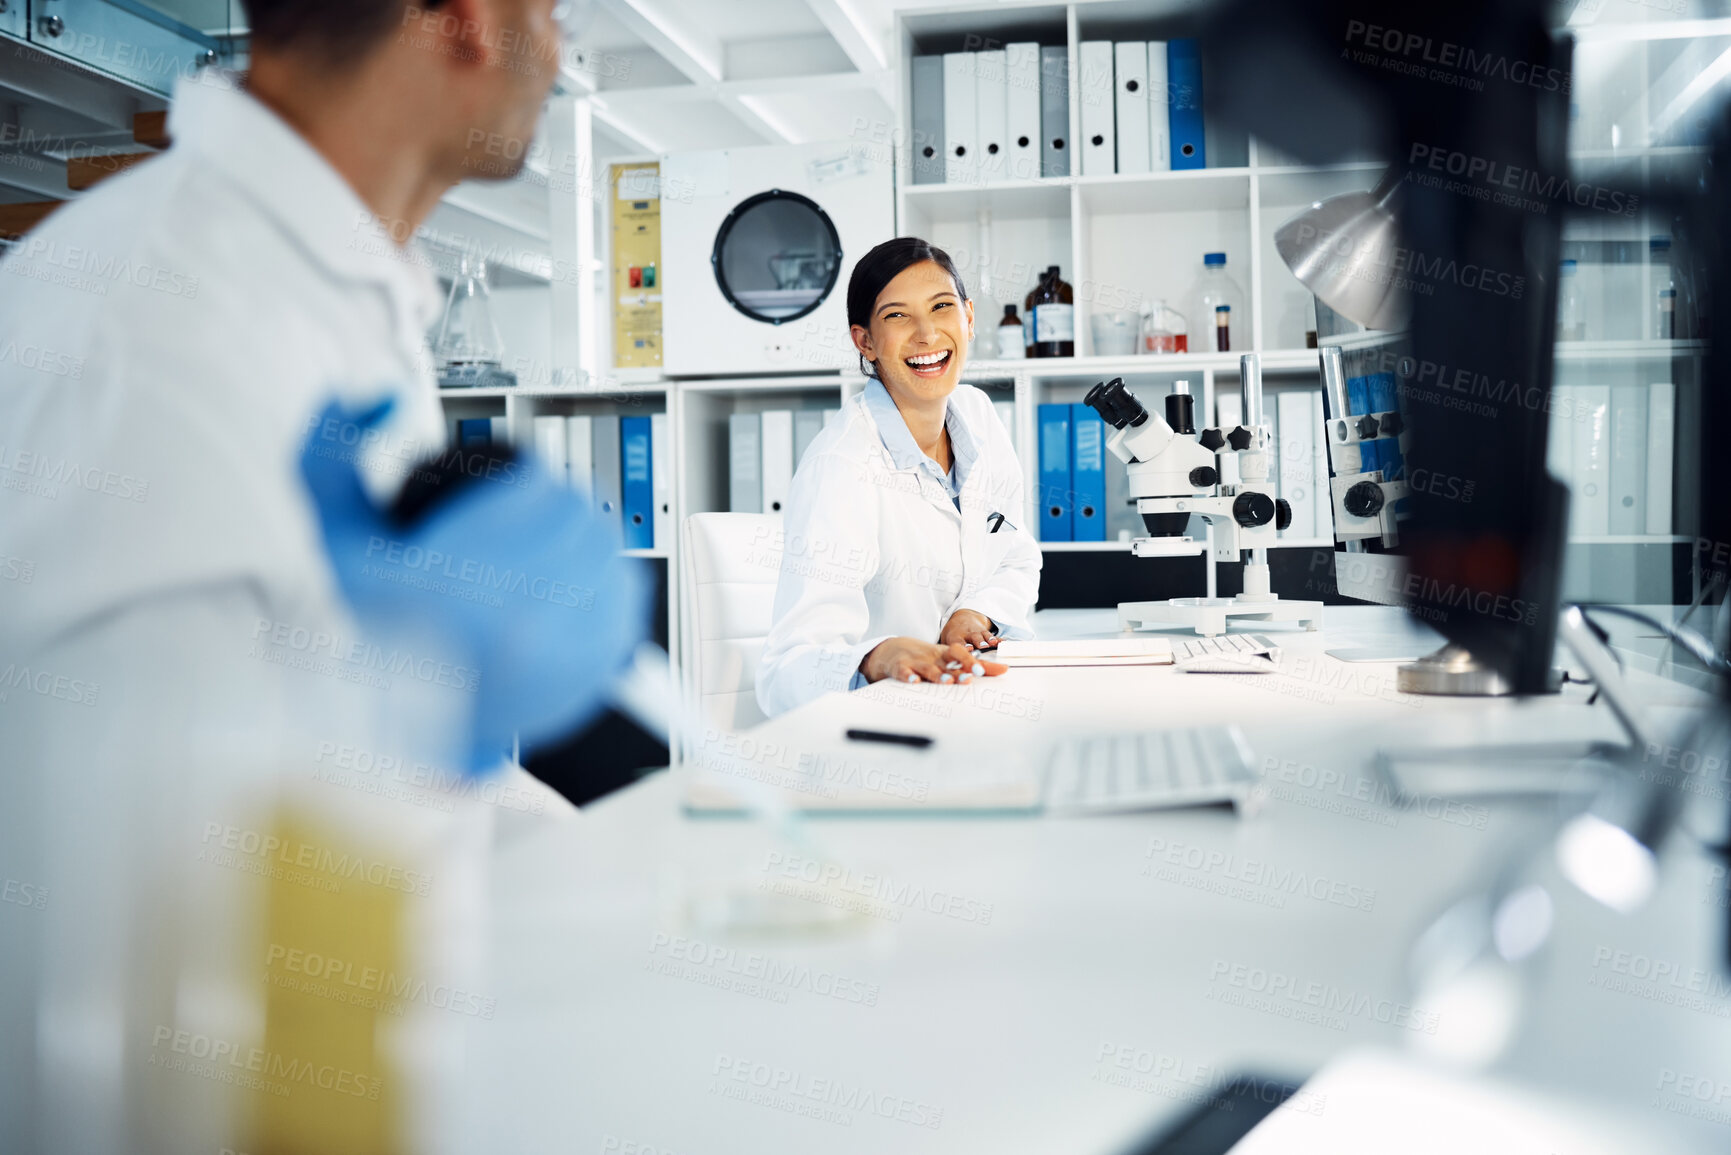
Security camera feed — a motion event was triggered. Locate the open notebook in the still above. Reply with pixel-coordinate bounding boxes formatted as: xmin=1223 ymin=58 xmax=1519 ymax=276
xmin=991 ymin=637 xmax=1174 ymax=667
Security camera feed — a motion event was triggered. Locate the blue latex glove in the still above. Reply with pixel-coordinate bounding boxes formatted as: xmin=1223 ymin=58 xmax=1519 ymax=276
xmin=299 ymin=398 xmax=649 ymax=773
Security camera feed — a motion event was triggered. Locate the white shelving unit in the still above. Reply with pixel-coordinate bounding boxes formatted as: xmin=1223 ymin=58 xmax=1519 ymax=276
xmin=890 ymin=2 xmax=1363 ymax=563
xmin=1551 ymin=340 xmax=1706 ymax=603
xmin=438 ymin=377 xmax=679 ymax=652
xmin=1549 ymin=22 xmax=1711 ymax=604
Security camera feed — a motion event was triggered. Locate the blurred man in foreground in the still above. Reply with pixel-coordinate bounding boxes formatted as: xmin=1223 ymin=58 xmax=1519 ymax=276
xmin=0 ymin=3 xmax=643 ymax=1151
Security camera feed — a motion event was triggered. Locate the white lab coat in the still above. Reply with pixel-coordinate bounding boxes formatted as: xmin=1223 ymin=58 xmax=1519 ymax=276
xmin=0 ymin=73 xmax=484 ymax=1154
xmin=756 ymin=381 xmax=1042 ymax=717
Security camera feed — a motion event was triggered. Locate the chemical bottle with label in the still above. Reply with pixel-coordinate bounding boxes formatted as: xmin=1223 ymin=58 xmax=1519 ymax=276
xmin=1026 ymin=265 xmax=1075 ymax=357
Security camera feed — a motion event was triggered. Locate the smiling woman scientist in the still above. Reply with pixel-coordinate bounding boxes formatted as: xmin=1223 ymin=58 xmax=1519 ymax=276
xmin=756 ymin=237 xmax=1042 ymax=717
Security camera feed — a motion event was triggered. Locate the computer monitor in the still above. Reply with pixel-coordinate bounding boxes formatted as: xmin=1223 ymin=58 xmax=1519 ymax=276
xmin=1207 ymin=0 xmax=1572 ymax=696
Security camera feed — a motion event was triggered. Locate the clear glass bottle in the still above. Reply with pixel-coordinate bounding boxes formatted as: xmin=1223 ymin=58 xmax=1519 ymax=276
xmin=1141 ymin=299 xmax=1188 ymax=354
xmin=1187 ymin=252 xmax=1244 ymax=354
xmin=435 ymin=255 xmax=507 ymax=368
xmin=1557 ymin=258 xmax=1585 ymax=341
xmin=1651 ymin=236 xmax=1676 ymax=341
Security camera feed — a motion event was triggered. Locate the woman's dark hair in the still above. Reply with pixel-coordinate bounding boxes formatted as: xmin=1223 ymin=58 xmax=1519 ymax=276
xmin=846 ymin=237 xmax=970 ymax=379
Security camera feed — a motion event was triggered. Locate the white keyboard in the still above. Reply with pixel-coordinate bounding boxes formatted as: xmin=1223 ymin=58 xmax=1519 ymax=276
xmin=1174 ymin=633 xmax=1280 ymax=673
xmin=1044 ymin=726 xmax=1259 ymax=814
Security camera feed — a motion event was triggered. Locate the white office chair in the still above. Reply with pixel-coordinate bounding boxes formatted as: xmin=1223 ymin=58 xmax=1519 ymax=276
xmin=681 ymin=512 xmax=783 ymax=732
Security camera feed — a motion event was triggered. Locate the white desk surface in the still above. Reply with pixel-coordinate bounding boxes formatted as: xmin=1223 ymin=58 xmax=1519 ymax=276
xmin=471 ymin=607 xmax=1730 ymax=1155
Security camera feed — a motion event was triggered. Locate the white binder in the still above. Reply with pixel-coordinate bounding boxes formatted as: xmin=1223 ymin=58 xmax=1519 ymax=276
xmin=793 ymin=409 xmax=825 ymax=469
xmin=943 ymin=52 xmax=978 ymax=185
xmin=1216 ymin=391 xmax=1243 ymax=429
xmin=1310 ymin=391 xmax=1331 ymax=538
xmin=1546 ymin=384 xmax=1573 ymax=480
xmin=760 ymin=409 xmax=794 ymax=515
xmin=1607 ymin=384 xmax=1646 ymax=536
xmin=1263 ymin=396 xmax=1281 ymax=500
xmin=1213 ymin=391 xmax=1245 ymax=486
xmin=590 ymin=415 xmax=623 ymax=538
xmin=728 ymin=413 xmax=762 ymax=513
xmin=565 ymin=414 xmax=592 ymax=493
xmin=1113 ymin=42 xmax=1150 ymax=175
xmin=650 ymin=412 xmax=671 ymax=550
xmin=975 ymin=49 xmax=1007 ymax=184
xmin=1005 ymin=43 xmax=1041 ymax=182
xmin=1570 ymin=384 xmax=1610 ymax=536
xmin=1078 ymin=41 xmax=1116 ymax=176
xmin=1277 ymin=389 xmax=1316 ymax=540
xmin=488 ymin=415 xmax=511 ymax=445
xmin=910 ymin=55 xmax=946 ymax=185
xmin=532 ymin=415 xmax=567 ymax=485
xmin=1645 ymin=382 xmax=1675 ymax=535
xmin=1147 ymin=40 xmax=1171 ymax=172
xmin=1039 ymin=46 xmax=1070 ymax=177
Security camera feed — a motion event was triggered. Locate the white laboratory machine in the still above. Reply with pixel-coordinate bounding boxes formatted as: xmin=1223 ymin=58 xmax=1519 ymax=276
xmin=660 ymin=141 xmax=894 ymax=377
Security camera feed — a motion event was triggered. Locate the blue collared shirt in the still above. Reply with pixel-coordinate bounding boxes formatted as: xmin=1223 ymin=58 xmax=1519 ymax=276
xmin=863 ymin=377 xmax=980 ymax=511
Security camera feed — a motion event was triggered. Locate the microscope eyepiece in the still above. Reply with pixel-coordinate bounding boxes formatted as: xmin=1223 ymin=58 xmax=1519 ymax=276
xmin=1083 ymin=378 xmax=1148 ymax=429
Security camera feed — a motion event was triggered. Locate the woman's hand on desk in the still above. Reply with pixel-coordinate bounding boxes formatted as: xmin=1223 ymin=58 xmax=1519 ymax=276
xmin=860 ymin=638 xmax=1008 ymax=686
xmin=939 ymin=609 xmax=1000 ymax=651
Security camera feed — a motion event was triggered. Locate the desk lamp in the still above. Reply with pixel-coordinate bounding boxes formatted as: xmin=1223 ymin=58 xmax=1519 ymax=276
xmin=1274 ymin=168 xmax=1408 ymax=334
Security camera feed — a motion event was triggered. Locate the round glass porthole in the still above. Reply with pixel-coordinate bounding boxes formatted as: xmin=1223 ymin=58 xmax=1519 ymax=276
xmin=710 ymin=189 xmax=842 ymax=325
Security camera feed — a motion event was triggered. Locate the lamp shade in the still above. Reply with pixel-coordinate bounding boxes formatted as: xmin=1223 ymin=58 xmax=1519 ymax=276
xmin=1274 ymin=169 xmax=1409 ymax=331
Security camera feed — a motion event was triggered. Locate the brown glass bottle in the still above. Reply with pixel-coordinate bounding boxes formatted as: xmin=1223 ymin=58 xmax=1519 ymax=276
xmin=1028 ymin=264 xmax=1075 ymax=358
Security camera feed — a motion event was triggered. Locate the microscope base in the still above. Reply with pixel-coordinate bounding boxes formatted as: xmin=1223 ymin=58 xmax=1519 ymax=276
xmin=1117 ymin=596 xmax=1325 ymax=638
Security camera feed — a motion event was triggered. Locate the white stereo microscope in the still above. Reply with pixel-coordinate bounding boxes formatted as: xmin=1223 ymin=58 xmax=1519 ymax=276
xmin=1087 ymin=353 xmax=1323 ymax=637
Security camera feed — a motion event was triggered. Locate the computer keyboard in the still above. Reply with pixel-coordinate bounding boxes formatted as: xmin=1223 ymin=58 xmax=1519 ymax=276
xmin=1173 ymin=633 xmax=1280 ymax=673
xmin=1044 ymin=726 xmax=1259 ymax=814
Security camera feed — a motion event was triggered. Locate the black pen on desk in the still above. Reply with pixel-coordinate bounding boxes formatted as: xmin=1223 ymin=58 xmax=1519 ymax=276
xmin=846 ymin=729 xmax=933 ymax=749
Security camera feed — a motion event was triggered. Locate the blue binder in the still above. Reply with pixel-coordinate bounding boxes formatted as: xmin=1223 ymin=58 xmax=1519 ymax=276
xmin=1038 ymin=403 xmax=1072 ymax=541
xmin=1366 ymin=372 xmax=1407 ymax=510
xmin=1069 ymin=404 xmax=1106 ymax=541
xmin=457 ymin=418 xmax=492 ymax=449
xmin=1167 ymin=39 xmax=1205 ymax=170
xmin=1366 ymin=372 xmax=1402 ymax=478
xmin=620 ymin=415 xmax=654 ymax=550
xmin=1345 ymin=373 xmax=1379 ymax=475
